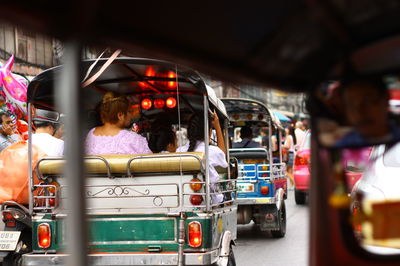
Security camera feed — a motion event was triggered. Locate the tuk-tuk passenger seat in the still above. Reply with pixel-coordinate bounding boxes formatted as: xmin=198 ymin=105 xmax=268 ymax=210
xmin=37 ymin=152 xmax=206 ymax=176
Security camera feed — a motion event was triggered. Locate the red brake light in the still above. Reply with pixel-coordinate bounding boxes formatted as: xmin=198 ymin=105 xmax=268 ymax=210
xmin=190 ymin=195 xmax=203 ymax=205
xmin=188 ymin=221 xmax=202 ymax=248
xmin=154 ymin=99 xmax=165 ymax=109
xmin=190 ymin=178 xmax=203 ymax=192
xmin=2 ymin=211 xmax=13 ymax=221
xmin=166 ymin=97 xmax=177 ymax=108
xmin=260 ymin=186 xmax=269 ymax=195
xmin=167 ymin=71 xmax=177 ymax=88
xmin=141 ymin=99 xmax=152 ymax=110
xmin=38 ymin=223 xmax=51 ymax=249
xmin=5 ymin=221 xmax=16 ymax=227
xmin=352 ymin=206 xmax=362 ymax=234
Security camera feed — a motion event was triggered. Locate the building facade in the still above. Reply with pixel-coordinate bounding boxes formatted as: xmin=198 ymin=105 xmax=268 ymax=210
xmin=0 ymin=23 xmax=55 ymax=77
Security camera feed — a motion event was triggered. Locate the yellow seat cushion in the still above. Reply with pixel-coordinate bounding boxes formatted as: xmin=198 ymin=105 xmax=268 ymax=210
xmin=38 ymin=152 xmax=205 ymax=176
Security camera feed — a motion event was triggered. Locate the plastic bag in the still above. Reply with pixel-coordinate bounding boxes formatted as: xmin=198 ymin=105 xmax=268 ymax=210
xmin=0 ymin=141 xmax=45 ymax=204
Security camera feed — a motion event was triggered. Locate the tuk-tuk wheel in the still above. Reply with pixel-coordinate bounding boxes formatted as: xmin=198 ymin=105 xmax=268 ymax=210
xmin=2 ymin=253 xmax=22 ymax=266
xmin=271 ymin=201 xmax=286 ymax=238
xmin=295 ymin=189 xmax=306 ymax=205
xmin=227 ymin=245 xmax=236 ymax=266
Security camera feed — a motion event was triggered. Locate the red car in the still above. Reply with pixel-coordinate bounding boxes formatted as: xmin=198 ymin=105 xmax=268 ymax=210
xmin=293 ymin=131 xmax=363 ymax=205
xmin=293 ymin=131 xmax=311 ymax=204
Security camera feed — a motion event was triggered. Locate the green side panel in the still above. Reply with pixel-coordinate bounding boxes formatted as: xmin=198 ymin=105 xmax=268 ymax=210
xmin=89 ymin=218 xmax=176 ymax=242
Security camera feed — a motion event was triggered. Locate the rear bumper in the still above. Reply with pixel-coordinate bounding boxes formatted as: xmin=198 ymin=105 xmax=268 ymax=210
xmin=236 ymin=197 xmax=275 ymax=205
xmin=294 ymin=167 xmax=309 ymax=191
xmin=22 ymin=250 xmax=219 ymax=265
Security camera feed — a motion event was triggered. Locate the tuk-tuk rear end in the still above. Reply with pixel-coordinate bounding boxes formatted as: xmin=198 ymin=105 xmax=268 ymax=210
xmin=222 ymin=98 xmax=287 ymax=237
xmin=22 ymin=58 xmax=237 ymax=266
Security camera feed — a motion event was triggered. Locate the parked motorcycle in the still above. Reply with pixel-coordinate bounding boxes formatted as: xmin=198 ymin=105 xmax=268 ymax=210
xmin=0 ymin=201 xmax=31 ymax=266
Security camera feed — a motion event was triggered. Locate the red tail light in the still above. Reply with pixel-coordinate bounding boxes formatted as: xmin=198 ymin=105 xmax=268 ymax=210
xmin=48 ymin=182 xmax=59 ymax=207
xmin=2 ymin=211 xmax=13 ymax=221
xmin=190 ymin=195 xmax=203 ymax=205
xmin=2 ymin=211 xmax=16 ymax=227
xmin=141 ymin=99 xmax=152 ymax=110
xmin=190 ymin=178 xmax=203 ymax=192
xmin=167 ymin=71 xmax=177 ymax=88
xmin=166 ymin=97 xmax=177 ymax=108
xmin=295 ymin=153 xmax=310 ymax=166
xmin=154 ymin=99 xmax=165 ymax=109
xmin=188 ymin=221 xmax=202 ymax=248
xmin=260 ymin=186 xmax=270 ymax=195
xmin=352 ymin=205 xmax=362 ymax=234
xmin=38 ymin=223 xmax=51 ymax=249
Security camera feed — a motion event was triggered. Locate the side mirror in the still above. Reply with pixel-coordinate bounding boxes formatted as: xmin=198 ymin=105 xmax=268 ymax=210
xmin=229 ymin=157 xmax=239 ymax=179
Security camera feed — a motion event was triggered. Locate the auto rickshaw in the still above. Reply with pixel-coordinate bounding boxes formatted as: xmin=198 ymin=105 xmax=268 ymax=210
xmin=6 ymin=1 xmax=400 ymax=265
xmin=20 ymin=57 xmax=237 ymax=266
xmin=221 ymin=98 xmax=287 ymax=237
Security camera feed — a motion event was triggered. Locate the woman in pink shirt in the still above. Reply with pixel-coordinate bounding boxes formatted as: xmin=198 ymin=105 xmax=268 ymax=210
xmin=85 ymin=92 xmax=151 ymax=155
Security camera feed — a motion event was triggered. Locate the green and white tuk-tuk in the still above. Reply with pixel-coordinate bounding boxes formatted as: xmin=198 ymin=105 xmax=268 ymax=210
xmin=22 ymin=57 xmax=237 ymax=265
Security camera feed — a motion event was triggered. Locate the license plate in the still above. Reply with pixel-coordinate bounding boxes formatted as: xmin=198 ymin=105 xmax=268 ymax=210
xmin=0 ymin=231 xmax=21 ymax=251
xmin=237 ymin=184 xmax=254 ymax=193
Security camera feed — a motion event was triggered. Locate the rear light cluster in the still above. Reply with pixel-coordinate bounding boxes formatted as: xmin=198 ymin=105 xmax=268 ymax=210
xmin=260 ymin=186 xmax=270 ymax=195
xmin=36 ymin=182 xmax=59 ymax=208
xmin=138 ymin=67 xmax=177 ymax=89
xmin=295 ymin=153 xmax=310 ymax=166
xmin=352 ymin=205 xmax=362 ymax=235
xmin=38 ymin=223 xmax=51 ymax=248
xmin=141 ymin=97 xmax=177 ymax=110
xmin=2 ymin=210 xmax=22 ymax=227
xmin=188 ymin=221 xmax=202 ymax=248
xmin=189 ymin=178 xmax=204 ymax=206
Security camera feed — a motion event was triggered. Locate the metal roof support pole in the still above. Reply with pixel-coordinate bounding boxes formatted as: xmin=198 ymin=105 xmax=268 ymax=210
xmin=28 ymin=103 xmax=33 ymax=215
xmin=55 ymin=41 xmax=88 ymax=266
xmin=204 ymin=95 xmax=210 ymax=212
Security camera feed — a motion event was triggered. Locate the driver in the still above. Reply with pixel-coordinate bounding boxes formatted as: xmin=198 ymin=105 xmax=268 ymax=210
xmin=32 ymin=120 xmax=64 ymax=156
xmin=233 ymin=126 xmax=261 ymax=148
xmin=334 ymin=76 xmax=396 ymax=147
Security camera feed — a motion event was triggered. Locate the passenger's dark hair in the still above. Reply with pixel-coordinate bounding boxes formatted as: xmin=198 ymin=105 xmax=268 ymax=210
xmin=149 ymin=127 xmax=176 ymax=153
xmin=187 ymin=114 xmax=206 ymax=152
xmin=240 ymin=126 xmax=252 ymax=139
xmin=287 ymin=126 xmax=297 ymax=146
xmin=340 ymin=75 xmax=388 ymax=97
xmin=33 ymin=120 xmax=60 ymax=130
xmin=100 ymin=92 xmax=130 ymax=124
xmin=0 ymin=111 xmax=11 ymax=124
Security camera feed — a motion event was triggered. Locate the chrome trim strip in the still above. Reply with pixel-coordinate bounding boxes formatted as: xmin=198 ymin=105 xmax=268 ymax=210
xmin=22 ymin=249 xmax=220 ymax=265
xmin=87 ymin=217 xmax=176 ymax=222
xmin=89 ymin=240 xmax=177 ymax=245
xmin=236 ymin=197 xmax=275 ymax=205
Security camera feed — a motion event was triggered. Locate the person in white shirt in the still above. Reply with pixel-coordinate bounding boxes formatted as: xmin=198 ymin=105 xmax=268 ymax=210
xmin=294 ymin=121 xmax=306 ymax=148
xmin=32 ymin=121 xmax=64 ymax=156
xmin=177 ymin=112 xmax=227 ymax=204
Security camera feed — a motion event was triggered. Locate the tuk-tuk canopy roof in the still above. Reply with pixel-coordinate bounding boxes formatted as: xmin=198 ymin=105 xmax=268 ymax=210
xmin=4 ymin=1 xmax=400 ymax=91
xmin=28 ymin=57 xmax=228 ymax=118
xmin=221 ymin=98 xmax=283 ymax=129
